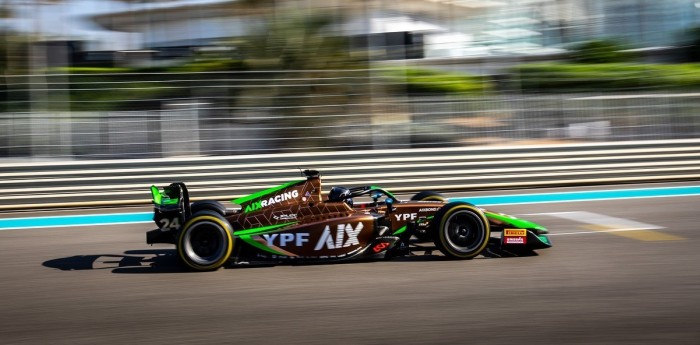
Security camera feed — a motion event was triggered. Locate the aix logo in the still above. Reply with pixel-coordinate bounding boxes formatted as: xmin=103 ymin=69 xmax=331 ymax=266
xmin=314 ymin=223 xmax=363 ymax=250
xmin=244 ymin=190 xmax=300 ymax=212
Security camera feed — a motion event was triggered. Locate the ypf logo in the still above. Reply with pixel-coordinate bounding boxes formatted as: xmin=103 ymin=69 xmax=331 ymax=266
xmin=261 ymin=233 xmax=309 ymax=247
xmin=393 ymin=213 xmax=417 ymax=221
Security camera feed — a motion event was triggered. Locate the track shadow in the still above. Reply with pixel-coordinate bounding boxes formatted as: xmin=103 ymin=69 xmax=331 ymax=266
xmin=43 ymin=245 xmax=542 ymax=273
xmin=42 ymin=249 xmax=189 ymax=274
xmin=397 ymin=242 xmax=540 ymax=260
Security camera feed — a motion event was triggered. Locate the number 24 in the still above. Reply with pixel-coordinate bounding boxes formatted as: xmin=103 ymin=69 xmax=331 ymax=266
xmin=159 ymin=217 xmax=181 ymax=230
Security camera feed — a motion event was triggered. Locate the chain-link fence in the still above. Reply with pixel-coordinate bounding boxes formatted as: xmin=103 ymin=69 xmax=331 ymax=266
xmin=2 ymin=69 xmax=700 ymax=158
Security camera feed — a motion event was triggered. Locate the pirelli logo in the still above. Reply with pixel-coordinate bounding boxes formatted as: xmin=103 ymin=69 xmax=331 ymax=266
xmin=504 ymin=229 xmax=527 ymax=237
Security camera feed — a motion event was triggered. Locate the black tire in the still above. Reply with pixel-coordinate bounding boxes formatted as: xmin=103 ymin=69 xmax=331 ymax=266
xmin=431 ymin=202 xmax=490 ymax=259
xmin=177 ymin=210 xmax=234 ymax=271
xmin=411 ymin=191 xmax=447 ymax=202
xmin=190 ymin=200 xmax=227 ymax=216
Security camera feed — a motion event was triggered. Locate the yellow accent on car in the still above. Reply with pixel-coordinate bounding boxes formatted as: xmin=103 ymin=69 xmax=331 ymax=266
xmin=504 ymin=229 xmax=527 ymax=237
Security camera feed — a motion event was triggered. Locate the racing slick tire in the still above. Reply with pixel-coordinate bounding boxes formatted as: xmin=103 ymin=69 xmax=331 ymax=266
xmin=410 ymin=191 xmax=447 ymax=202
xmin=190 ymin=200 xmax=227 ymax=216
xmin=431 ymin=202 xmax=490 ymax=259
xmin=177 ymin=210 xmax=234 ymax=271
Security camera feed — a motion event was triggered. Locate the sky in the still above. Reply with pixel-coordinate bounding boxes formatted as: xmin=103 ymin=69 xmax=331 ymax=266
xmin=5 ymin=0 xmax=254 ymax=50
xmin=7 ymin=0 xmax=131 ymax=50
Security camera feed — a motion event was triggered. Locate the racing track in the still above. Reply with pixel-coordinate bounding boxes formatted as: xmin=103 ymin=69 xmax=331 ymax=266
xmin=1 ymin=182 xmax=699 ymax=345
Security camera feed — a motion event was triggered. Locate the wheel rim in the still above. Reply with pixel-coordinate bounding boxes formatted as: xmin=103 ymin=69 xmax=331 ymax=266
xmin=443 ymin=211 xmax=485 ymax=253
xmin=182 ymin=221 xmax=227 ymax=266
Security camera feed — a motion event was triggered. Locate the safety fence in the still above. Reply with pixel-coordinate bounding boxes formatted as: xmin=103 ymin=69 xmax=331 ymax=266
xmin=1 ymin=139 xmax=699 ymax=210
xmin=2 ymin=70 xmax=700 ymax=158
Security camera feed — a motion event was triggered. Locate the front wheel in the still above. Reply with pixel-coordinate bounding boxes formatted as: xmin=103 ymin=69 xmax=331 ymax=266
xmin=432 ymin=202 xmax=490 ymax=259
xmin=177 ymin=210 xmax=234 ymax=271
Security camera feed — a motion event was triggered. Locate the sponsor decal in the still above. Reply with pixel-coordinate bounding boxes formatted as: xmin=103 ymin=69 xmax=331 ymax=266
xmin=273 ymin=214 xmax=297 ymax=220
xmin=418 ymin=207 xmax=440 ymax=212
xmin=244 ymin=190 xmax=299 ymax=212
xmin=394 ymin=213 xmax=417 ymax=221
xmin=372 ymin=242 xmax=390 ymax=253
xmin=262 ymin=232 xmax=310 ymax=247
xmin=504 ymin=236 xmax=527 ymax=244
xmin=504 ymin=229 xmax=527 ymax=237
xmin=314 ymin=223 xmax=363 ymax=250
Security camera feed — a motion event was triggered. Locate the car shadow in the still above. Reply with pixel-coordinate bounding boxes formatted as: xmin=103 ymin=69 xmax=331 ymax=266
xmin=42 ymin=249 xmax=190 ymax=274
xmin=43 ymin=246 xmax=541 ymax=273
xmin=402 ymin=242 xmax=540 ymax=260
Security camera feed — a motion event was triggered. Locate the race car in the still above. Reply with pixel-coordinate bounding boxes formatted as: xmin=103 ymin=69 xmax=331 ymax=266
xmin=147 ymin=170 xmax=551 ymax=271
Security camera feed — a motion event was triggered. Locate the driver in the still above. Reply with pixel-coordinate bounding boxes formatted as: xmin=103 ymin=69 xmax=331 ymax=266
xmin=327 ymin=186 xmax=354 ymax=207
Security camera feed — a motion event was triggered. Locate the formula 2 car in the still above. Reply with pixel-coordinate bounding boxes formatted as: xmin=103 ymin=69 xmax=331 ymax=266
xmin=147 ymin=170 xmax=551 ymax=271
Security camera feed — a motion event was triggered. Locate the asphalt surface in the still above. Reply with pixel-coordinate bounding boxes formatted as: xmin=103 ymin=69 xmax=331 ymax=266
xmin=1 ymin=183 xmax=699 ymax=344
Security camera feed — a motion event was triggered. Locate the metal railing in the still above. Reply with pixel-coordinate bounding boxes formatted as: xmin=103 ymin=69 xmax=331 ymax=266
xmin=2 ymin=70 xmax=700 ymax=158
xmin=1 ymin=139 xmax=699 ymax=210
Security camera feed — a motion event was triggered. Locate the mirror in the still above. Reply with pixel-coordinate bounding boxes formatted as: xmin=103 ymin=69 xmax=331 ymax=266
xmin=385 ymin=197 xmax=394 ymax=214
xmin=370 ymin=190 xmax=382 ymax=203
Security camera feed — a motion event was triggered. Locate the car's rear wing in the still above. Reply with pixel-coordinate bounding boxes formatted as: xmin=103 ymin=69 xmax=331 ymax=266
xmin=147 ymin=182 xmax=192 ymax=244
xmin=150 ymin=182 xmax=191 ymax=215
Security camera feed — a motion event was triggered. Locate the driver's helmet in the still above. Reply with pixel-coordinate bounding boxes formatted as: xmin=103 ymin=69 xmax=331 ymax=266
xmin=328 ymin=186 xmax=353 ymax=207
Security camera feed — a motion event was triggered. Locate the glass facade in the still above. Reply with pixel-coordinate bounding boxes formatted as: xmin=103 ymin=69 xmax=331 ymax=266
xmin=454 ymin=0 xmax=700 ymax=54
xmin=601 ymin=0 xmax=698 ymax=47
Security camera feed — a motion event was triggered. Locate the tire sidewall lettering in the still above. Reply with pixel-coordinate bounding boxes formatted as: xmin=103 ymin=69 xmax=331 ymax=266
xmin=178 ymin=214 xmax=234 ymax=271
xmin=438 ymin=205 xmax=490 ymax=258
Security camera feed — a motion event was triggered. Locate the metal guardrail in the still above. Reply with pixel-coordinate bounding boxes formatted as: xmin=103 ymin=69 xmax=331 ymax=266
xmin=4 ymin=69 xmax=700 ymax=158
xmin=1 ymin=139 xmax=699 ymax=210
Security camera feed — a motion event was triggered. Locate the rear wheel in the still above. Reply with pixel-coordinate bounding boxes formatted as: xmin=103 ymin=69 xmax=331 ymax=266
xmin=190 ymin=200 xmax=227 ymax=216
xmin=177 ymin=210 xmax=234 ymax=271
xmin=410 ymin=191 xmax=447 ymax=202
xmin=432 ymin=202 xmax=490 ymax=259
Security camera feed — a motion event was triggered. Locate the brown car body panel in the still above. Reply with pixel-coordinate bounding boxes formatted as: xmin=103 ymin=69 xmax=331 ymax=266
xmin=149 ymin=171 xmax=551 ymax=264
